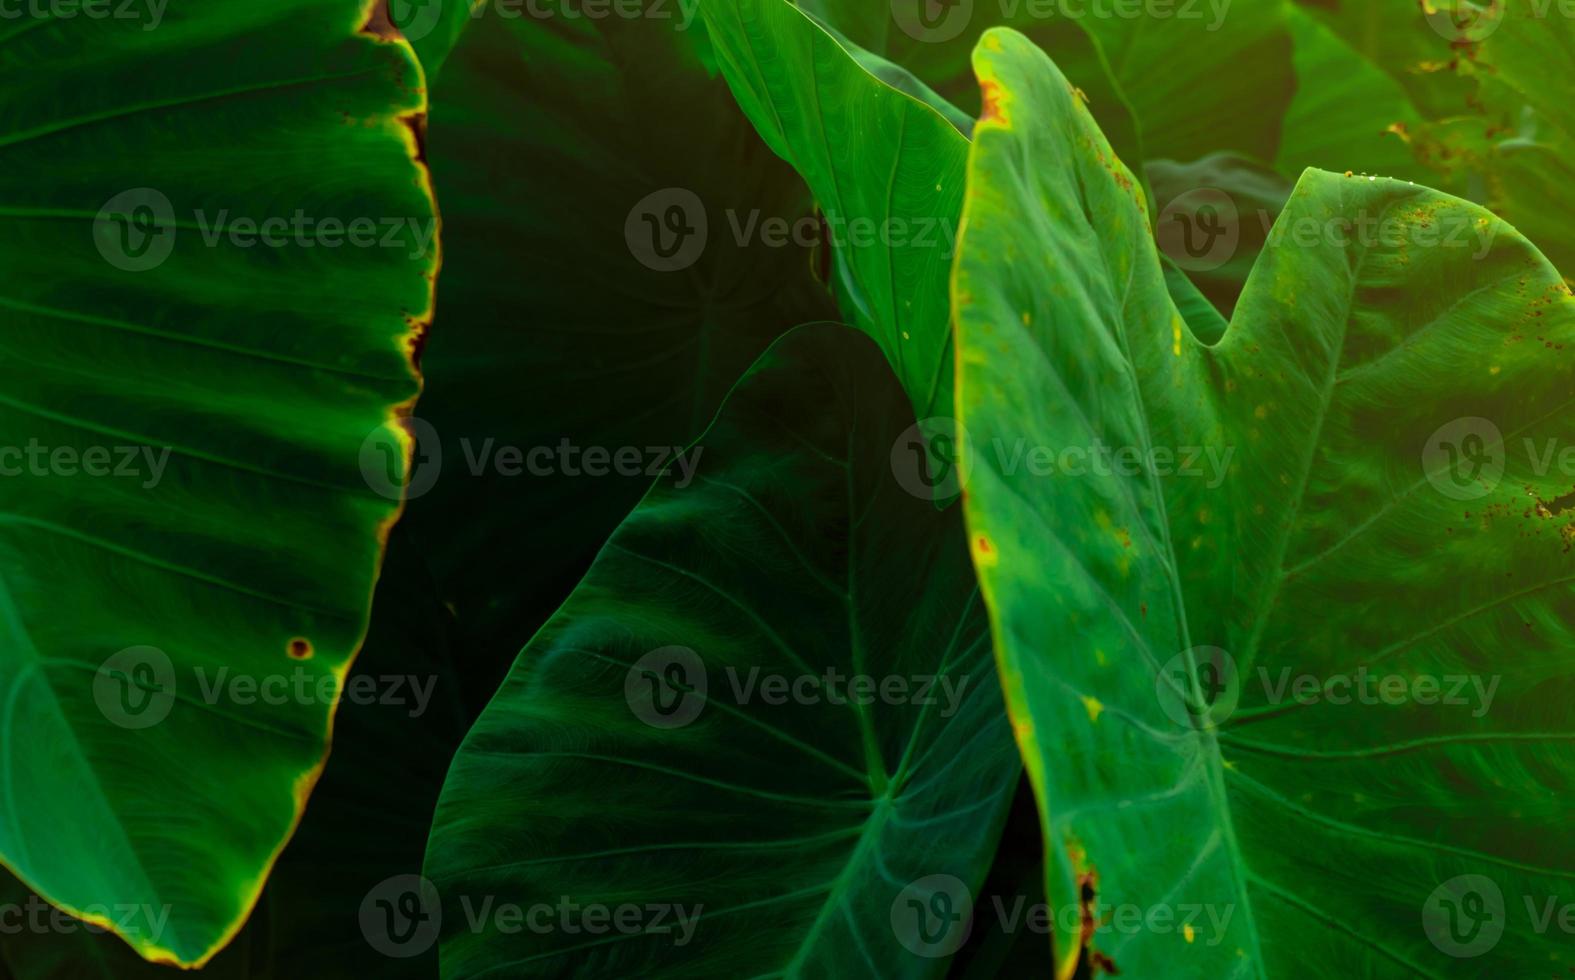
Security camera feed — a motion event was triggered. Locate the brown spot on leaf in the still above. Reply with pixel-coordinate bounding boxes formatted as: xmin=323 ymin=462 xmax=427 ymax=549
xmin=361 ymin=1 xmax=400 ymax=41
xmin=979 ymin=80 xmax=1008 ymax=127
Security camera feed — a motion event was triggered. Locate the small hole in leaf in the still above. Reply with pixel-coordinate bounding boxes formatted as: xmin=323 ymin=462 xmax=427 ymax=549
xmin=288 ymin=638 xmax=313 ymax=660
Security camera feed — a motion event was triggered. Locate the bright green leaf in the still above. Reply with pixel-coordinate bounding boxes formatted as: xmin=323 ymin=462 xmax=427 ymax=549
xmin=0 ymin=528 xmax=468 ymax=979
xmin=0 ymin=3 xmax=434 ymax=965
xmin=955 ymin=28 xmax=1575 ymax=977
xmin=702 ymin=0 xmax=970 ymax=419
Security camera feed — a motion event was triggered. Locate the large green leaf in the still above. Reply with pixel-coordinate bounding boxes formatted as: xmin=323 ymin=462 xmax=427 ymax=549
xmin=1287 ymin=0 xmax=1575 ymax=272
xmin=955 ymin=28 xmax=1575 ymax=977
xmin=1287 ymin=0 xmax=1476 ymax=120
xmin=796 ymin=0 xmax=1147 ymax=168
xmin=0 ymin=2 xmax=434 ymax=966
xmin=1075 ymin=0 xmax=1294 ymax=163
xmin=424 ymin=325 xmax=1019 ymax=978
xmin=701 ymin=0 xmax=970 ymax=419
xmin=401 ymin=2 xmax=833 ymax=698
xmin=0 ymin=527 xmax=468 ymax=979
xmin=1462 ymin=0 xmax=1575 ymax=273
xmin=1274 ymin=5 xmax=1425 ymax=182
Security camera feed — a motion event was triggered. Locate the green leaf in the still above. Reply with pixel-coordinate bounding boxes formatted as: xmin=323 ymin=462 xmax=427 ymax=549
xmin=1160 ymin=255 xmax=1227 ymax=347
xmin=0 ymin=528 xmax=469 ymax=979
xmin=796 ymin=0 xmax=1147 ymax=168
xmin=1274 ymin=5 xmax=1424 ymax=182
xmin=701 ymin=0 xmax=970 ymax=419
xmin=401 ymin=3 xmax=834 ymax=683
xmin=1288 ymin=0 xmax=1476 ymax=121
xmin=796 ymin=10 xmax=977 ymax=136
xmin=1463 ymin=0 xmax=1575 ymax=273
xmin=424 ymin=325 xmax=1019 ymax=978
xmin=1287 ymin=0 xmax=1575 ymax=272
xmin=955 ymin=28 xmax=1575 ymax=977
xmin=0 ymin=4 xmax=434 ymax=966
xmin=1075 ymin=0 xmax=1294 ymax=164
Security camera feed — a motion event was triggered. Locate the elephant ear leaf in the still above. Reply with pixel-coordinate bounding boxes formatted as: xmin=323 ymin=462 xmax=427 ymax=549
xmin=424 ymin=325 xmax=1019 ymax=979
xmin=701 ymin=0 xmax=970 ymax=421
xmin=954 ymin=28 xmax=1575 ymax=978
xmin=0 ymin=2 xmax=434 ymax=966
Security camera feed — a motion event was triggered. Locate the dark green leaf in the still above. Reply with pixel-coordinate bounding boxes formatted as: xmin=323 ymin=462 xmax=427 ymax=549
xmin=0 ymin=4 xmax=434 ymax=964
xmin=425 ymin=325 xmax=1019 ymax=978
